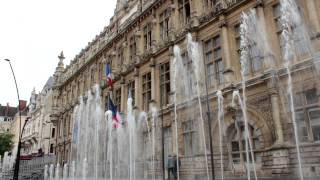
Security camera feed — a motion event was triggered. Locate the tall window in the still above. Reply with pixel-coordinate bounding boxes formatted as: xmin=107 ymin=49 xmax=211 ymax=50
xmin=51 ymin=127 xmax=55 ymax=138
xmin=160 ymin=62 xmax=171 ymax=106
xmin=178 ymin=0 xmax=191 ymax=26
xmin=50 ymin=144 xmax=54 ymax=154
xmin=118 ymin=48 xmax=124 ymax=67
xmin=160 ymin=9 xmax=170 ymax=41
xmin=144 ymin=24 xmax=152 ymax=51
xmin=129 ymin=36 xmax=136 ymax=62
xmin=234 ymin=24 xmax=262 ymax=74
xmin=295 ymin=88 xmax=320 ymax=142
xmin=203 ymin=0 xmax=215 ymax=10
xmin=142 ymin=73 xmax=152 ymax=111
xmin=273 ymin=4 xmax=308 ymax=58
xmin=115 ymin=88 xmax=121 ymax=112
xmin=230 ymin=121 xmax=262 ymax=165
xmin=183 ymin=119 xmax=197 ymax=156
xmin=127 ymin=80 xmax=135 ymax=106
xmin=204 ymin=35 xmax=224 ymax=86
xmin=164 ymin=127 xmax=172 ymax=167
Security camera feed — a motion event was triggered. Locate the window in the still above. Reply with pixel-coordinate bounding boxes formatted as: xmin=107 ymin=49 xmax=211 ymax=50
xmin=295 ymin=88 xmax=320 ymax=141
xmin=90 ymin=68 xmax=95 ymax=86
xmin=164 ymin=127 xmax=172 ymax=167
xmin=142 ymin=73 xmax=152 ymax=111
xmin=127 ymin=80 xmax=135 ymax=106
xmin=203 ymin=0 xmax=215 ymax=10
xmin=115 ymin=88 xmax=122 ymax=112
xmin=160 ymin=9 xmax=170 ymax=41
xmin=234 ymin=24 xmax=262 ymax=74
xmin=178 ymin=0 xmax=190 ymax=26
xmin=273 ymin=4 xmax=308 ymax=58
xmin=129 ymin=36 xmax=136 ymax=62
xmin=204 ymin=36 xmax=224 ymax=86
xmin=118 ymin=48 xmax=124 ymax=67
xmin=144 ymin=24 xmax=152 ymax=51
xmin=230 ymin=121 xmax=262 ymax=164
xmin=51 ymin=127 xmax=55 ymax=138
xmin=50 ymin=144 xmax=54 ymax=154
xmin=160 ymin=62 xmax=171 ymax=106
xmin=183 ymin=119 xmax=198 ymax=156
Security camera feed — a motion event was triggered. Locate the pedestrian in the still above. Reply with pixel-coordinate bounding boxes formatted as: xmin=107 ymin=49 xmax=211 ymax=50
xmin=173 ymin=155 xmax=180 ymax=179
xmin=167 ymin=154 xmax=175 ymax=180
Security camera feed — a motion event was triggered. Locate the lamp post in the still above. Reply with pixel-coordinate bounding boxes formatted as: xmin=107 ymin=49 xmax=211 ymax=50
xmin=3 ymin=59 xmax=22 ymax=180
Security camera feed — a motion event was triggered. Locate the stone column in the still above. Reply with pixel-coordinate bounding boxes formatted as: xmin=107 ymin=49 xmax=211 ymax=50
xmin=306 ymin=0 xmax=320 ymax=34
xmin=150 ymin=58 xmax=157 ymax=105
xmin=255 ymin=2 xmax=275 ymax=70
xmin=134 ymin=67 xmax=141 ymax=110
xmin=270 ymin=91 xmax=284 ymax=143
xmin=120 ymin=77 xmax=126 ymax=113
xmin=190 ymin=0 xmax=201 ymax=27
xmin=220 ymin=15 xmax=234 ymax=84
xmin=135 ymin=29 xmax=144 ymax=56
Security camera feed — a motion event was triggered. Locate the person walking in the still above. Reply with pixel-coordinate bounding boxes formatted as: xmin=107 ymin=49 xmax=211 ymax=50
xmin=172 ymin=155 xmax=180 ymax=179
xmin=167 ymin=154 xmax=175 ymax=180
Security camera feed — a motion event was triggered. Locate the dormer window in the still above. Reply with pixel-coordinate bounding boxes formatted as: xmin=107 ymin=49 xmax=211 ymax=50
xmin=143 ymin=23 xmax=152 ymax=51
xmin=178 ymin=0 xmax=190 ymax=26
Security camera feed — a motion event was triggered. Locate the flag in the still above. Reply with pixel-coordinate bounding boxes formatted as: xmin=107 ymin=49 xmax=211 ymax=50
xmin=108 ymin=96 xmax=120 ymax=128
xmin=105 ymin=64 xmax=113 ymax=88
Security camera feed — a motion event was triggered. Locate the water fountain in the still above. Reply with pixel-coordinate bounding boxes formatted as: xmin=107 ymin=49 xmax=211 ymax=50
xmin=216 ymin=90 xmax=225 ymax=180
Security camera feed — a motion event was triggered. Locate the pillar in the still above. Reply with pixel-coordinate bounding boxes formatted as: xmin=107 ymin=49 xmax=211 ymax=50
xmin=255 ymin=2 xmax=275 ymax=70
xmin=150 ymin=58 xmax=157 ymax=104
xmin=134 ymin=67 xmax=141 ymax=109
xmin=220 ymin=15 xmax=234 ymax=84
xmin=306 ymin=0 xmax=320 ymax=34
xmin=120 ymin=77 xmax=126 ymax=113
xmin=271 ymin=91 xmax=284 ymax=143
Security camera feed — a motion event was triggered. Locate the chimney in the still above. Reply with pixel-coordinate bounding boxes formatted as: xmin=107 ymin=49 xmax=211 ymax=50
xmin=18 ymin=100 xmax=27 ymax=111
xmin=5 ymin=103 xmax=9 ymax=116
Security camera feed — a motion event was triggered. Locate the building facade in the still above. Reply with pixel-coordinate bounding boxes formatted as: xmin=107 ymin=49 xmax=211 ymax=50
xmin=22 ymin=77 xmax=56 ymax=156
xmin=51 ymin=0 xmax=320 ymax=178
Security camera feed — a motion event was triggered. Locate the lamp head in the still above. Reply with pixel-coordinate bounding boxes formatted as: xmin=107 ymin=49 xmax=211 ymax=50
xmin=4 ymin=59 xmax=10 ymax=62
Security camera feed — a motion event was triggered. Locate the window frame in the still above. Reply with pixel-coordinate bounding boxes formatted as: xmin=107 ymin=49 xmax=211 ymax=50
xmin=142 ymin=72 xmax=152 ymax=111
xmin=160 ymin=61 xmax=171 ymax=106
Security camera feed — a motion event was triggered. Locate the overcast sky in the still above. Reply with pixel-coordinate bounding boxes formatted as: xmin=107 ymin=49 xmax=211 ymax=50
xmin=0 ymin=0 xmax=117 ymax=107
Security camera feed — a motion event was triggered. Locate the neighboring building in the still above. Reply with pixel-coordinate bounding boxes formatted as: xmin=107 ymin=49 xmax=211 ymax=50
xmin=0 ymin=103 xmax=17 ymax=133
xmin=0 ymin=101 xmax=28 ymax=152
xmin=50 ymin=0 xmax=320 ymax=178
xmin=21 ymin=77 xmax=56 ymax=156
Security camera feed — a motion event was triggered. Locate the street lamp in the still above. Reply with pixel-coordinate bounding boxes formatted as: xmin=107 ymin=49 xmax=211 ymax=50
xmin=2 ymin=58 xmax=22 ymax=180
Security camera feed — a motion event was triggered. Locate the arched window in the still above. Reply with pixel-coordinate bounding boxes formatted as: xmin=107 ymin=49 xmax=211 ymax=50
xmin=228 ymin=119 xmax=262 ymax=165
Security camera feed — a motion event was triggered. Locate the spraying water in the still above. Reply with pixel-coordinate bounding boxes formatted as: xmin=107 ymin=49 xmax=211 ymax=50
xmin=187 ymin=33 xmax=210 ymax=180
xmin=172 ymin=45 xmax=182 ymax=180
xmin=236 ymin=12 xmax=259 ymax=180
xmin=216 ymin=90 xmax=225 ymax=180
xmin=280 ymin=0 xmax=306 ymax=179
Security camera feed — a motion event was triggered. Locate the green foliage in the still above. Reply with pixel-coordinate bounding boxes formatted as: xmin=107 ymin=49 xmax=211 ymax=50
xmin=0 ymin=133 xmax=14 ymax=157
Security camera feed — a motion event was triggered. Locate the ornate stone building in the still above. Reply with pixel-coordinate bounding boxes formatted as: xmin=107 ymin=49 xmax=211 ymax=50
xmin=50 ymin=0 xmax=320 ymax=178
xmin=22 ymin=77 xmax=56 ymax=156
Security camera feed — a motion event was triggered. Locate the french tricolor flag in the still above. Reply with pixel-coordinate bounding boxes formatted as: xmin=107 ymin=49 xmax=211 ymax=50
xmin=105 ymin=64 xmax=113 ymax=88
xmin=108 ymin=96 xmax=120 ymax=129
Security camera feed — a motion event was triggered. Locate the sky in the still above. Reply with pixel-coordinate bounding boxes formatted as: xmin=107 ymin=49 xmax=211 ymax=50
xmin=0 ymin=0 xmax=117 ymax=107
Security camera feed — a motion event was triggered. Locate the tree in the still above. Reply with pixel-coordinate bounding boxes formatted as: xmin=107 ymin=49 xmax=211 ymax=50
xmin=0 ymin=133 xmax=14 ymax=157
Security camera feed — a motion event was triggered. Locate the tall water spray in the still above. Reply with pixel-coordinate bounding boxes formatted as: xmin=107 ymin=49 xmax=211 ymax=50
xmin=172 ymin=45 xmax=183 ymax=180
xmin=127 ymin=92 xmax=135 ymax=180
xmin=280 ymin=0 xmax=306 ymax=179
xmin=217 ymin=91 xmax=225 ymax=180
xmin=187 ymin=33 xmax=210 ymax=180
xmin=237 ymin=12 xmax=259 ymax=180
